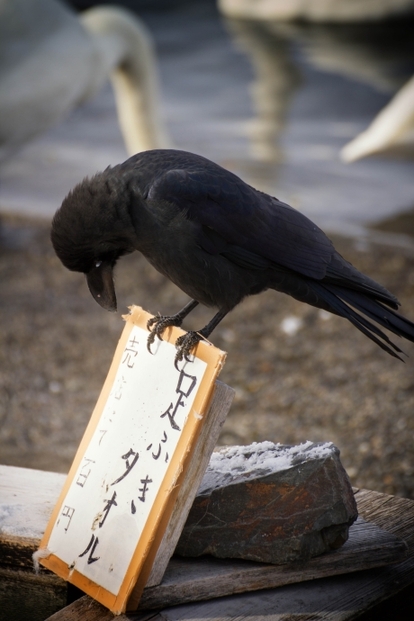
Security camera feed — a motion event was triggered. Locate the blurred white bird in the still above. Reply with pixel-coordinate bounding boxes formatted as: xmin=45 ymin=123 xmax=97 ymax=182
xmin=0 ymin=0 xmax=169 ymax=162
xmin=218 ymin=0 xmax=414 ymax=22
xmin=341 ymin=75 xmax=414 ymax=161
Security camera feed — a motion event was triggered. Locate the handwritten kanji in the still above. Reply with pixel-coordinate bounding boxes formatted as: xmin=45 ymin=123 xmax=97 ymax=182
xmin=122 ymin=335 xmax=140 ymax=368
xmin=79 ymin=534 xmax=100 ymax=564
xmin=111 ymin=448 xmax=139 ymax=485
xmin=76 ymin=457 xmax=95 ymax=487
xmin=59 ymin=505 xmax=75 ymax=532
xmin=113 ymin=375 xmax=126 ymax=400
xmin=98 ymin=430 xmax=107 ymax=445
xmin=146 ymin=431 xmax=167 ymax=460
xmin=138 ymin=475 xmax=153 ymax=502
xmin=130 ymin=475 xmax=153 ymax=513
xmin=160 ymin=369 xmax=197 ymax=431
xmin=99 ymin=491 xmax=118 ymax=527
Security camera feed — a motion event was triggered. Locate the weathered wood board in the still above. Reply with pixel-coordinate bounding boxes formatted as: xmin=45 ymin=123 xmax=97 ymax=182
xmin=1 ymin=462 xmax=410 ymax=621
xmin=43 ymin=488 xmax=414 ymax=621
xmin=138 ymin=516 xmax=407 ymax=610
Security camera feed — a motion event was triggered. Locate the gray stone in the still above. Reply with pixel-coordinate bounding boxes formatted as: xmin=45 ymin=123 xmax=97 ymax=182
xmin=176 ymin=441 xmax=358 ymax=564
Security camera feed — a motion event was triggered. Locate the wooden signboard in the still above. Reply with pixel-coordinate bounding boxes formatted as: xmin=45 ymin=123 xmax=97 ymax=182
xmin=37 ymin=306 xmax=226 ymax=614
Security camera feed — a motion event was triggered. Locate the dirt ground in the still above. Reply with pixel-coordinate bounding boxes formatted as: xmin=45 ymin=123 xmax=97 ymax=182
xmin=1 ymin=212 xmax=414 ymax=499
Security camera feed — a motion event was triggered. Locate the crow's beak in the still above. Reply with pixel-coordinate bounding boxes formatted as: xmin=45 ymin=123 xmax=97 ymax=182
xmin=86 ymin=261 xmax=117 ymax=312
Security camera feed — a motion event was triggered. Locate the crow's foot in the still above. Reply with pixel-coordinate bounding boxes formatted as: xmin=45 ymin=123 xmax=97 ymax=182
xmin=147 ymin=314 xmax=184 ymax=353
xmin=174 ymin=331 xmax=203 ymax=368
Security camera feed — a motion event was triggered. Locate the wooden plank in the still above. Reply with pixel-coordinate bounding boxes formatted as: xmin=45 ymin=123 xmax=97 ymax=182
xmin=137 ymin=490 xmax=413 ymax=621
xmin=0 ymin=465 xmax=66 ymax=555
xmin=0 ymin=567 xmax=67 ymax=621
xmin=130 ymin=566 xmax=414 ymax=621
xmin=355 ymin=488 xmax=414 ymax=541
xmin=43 ymin=489 xmax=414 ymax=621
xmin=2 ymin=471 xmax=413 ymax=620
xmin=0 ymin=466 xmax=69 ymax=619
xmin=44 ymin=596 xmax=121 ymax=621
xmin=137 ymin=517 xmax=407 ymax=610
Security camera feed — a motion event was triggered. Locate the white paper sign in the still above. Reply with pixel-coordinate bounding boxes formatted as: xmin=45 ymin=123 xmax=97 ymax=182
xmin=39 ymin=307 xmax=225 ymax=613
xmin=47 ymin=324 xmax=207 ymax=593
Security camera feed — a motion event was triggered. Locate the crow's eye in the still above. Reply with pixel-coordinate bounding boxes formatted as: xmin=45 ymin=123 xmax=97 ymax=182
xmin=95 ymin=260 xmax=102 ymax=268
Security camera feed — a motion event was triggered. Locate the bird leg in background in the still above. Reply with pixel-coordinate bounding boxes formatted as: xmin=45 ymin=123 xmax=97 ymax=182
xmin=147 ymin=299 xmax=199 ymax=353
xmin=174 ymin=309 xmax=229 ymax=367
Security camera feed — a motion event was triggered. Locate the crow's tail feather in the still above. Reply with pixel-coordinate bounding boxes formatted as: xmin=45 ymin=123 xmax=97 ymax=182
xmin=309 ymin=282 xmax=414 ymax=360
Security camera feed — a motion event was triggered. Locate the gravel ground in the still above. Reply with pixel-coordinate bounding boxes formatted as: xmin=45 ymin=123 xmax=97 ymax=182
xmin=1 ymin=212 xmax=414 ymax=498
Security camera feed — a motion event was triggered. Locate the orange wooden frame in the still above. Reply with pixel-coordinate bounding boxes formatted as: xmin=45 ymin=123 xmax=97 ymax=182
xmin=39 ymin=305 xmax=226 ymax=613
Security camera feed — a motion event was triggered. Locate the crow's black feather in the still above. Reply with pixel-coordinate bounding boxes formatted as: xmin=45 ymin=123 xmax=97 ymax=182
xmin=51 ymin=149 xmax=414 ymax=361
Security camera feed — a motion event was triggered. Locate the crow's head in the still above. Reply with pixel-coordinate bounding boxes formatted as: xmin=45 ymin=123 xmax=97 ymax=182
xmin=51 ymin=171 xmax=136 ymax=311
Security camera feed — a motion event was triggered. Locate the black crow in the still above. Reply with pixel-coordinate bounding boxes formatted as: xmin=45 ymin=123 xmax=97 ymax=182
xmin=51 ymin=148 xmax=414 ymax=363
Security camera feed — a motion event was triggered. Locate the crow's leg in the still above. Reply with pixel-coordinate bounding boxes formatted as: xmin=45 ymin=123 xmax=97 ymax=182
xmin=174 ymin=309 xmax=228 ymax=368
xmin=147 ymin=299 xmax=199 ymax=353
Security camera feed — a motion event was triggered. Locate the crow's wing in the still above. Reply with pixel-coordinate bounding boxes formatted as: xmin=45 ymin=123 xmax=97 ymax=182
xmin=146 ymin=167 xmax=334 ymax=280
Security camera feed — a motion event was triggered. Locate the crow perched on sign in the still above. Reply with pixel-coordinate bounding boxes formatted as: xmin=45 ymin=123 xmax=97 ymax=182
xmin=51 ymin=149 xmax=414 ymax=363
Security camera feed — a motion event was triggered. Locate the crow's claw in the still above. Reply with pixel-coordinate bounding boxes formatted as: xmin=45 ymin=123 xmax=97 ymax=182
xmin=146 ymin=314 xmax=183 ymax=353
xmin=174 ymin=331 xmax=203 ymax=369
xmin=146 ymin=329 xmax=157 ymax=353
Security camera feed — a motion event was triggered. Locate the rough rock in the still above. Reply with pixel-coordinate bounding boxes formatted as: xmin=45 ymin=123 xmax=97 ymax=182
xmin=176 ymin=441 xmax=358 ymax=564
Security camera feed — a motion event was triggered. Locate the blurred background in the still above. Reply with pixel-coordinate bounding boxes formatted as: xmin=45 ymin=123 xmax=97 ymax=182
xmin=1 ymin=0 xmax=414 ymax=498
